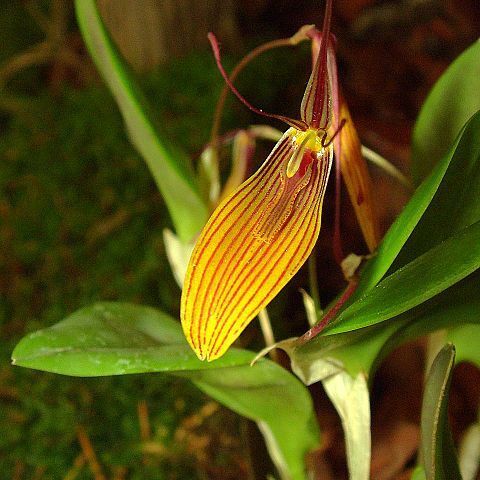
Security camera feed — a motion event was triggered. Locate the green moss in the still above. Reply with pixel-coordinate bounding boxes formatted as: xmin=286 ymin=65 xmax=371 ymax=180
xmin=0 ymin=62 xmax=222 ymax=478
xmin=0 ymin=29 xmax=301 ymax=476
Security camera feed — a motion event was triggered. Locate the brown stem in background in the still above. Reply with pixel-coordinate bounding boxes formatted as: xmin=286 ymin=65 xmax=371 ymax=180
xmin=76 ymin=426 xmax=106 ymax=480
xmin=137 ymin=399 xmax=151 ymax=442
xmin=63 ymin=454 xmax=86 ymax=480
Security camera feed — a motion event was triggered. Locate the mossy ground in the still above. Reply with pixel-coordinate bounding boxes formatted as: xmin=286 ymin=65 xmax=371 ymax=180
xmin=0 ymin=6 xmax=306 ymax=471
xmin=0 ymin=48 xmax=244 ymax=478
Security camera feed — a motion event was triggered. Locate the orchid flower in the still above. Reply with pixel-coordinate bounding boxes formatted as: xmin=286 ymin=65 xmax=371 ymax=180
xmin=181 ymin=0 xmax=377 ymax=361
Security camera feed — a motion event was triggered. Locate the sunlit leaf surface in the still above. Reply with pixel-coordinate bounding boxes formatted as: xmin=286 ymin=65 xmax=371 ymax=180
xmin=12 ymin=302 xmax=319 ymax=480
xmin=412 ymin=41 xmax=480 ymax=183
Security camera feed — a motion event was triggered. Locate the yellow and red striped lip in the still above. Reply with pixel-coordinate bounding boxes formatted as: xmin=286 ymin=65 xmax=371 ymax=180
xmin=181 ymin=128 xmax=333 ymax=361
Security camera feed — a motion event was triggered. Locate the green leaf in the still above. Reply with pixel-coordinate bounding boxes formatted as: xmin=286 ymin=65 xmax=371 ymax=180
xmin=290 ymin=323 xmax=399 ymax=383
xmin=284 ymin=270 xmax=479 ymax=480
xmin=354 ymin=109 xmax=480 ymax=300
xmin=12 ymin=302 xmax=319 ymax=480
xmin=325 ymin=219 xmax=480 ymax=335
xmin=371 ymin=270 xmax=480 ymax=375
xmin=74 ymin=0 xmax=208 ymax=242
xmin=394 ymin=109 xmax=480 ymax=269
xmin=163 ymin=228 xmax=194 ymax=287
xmin=412 ymin=40 xmax=480 ymax=184
xmin=277 ymin=340 xmax=372 ymax=480
xmin=411 ymin=466 xmax=427 ymax=480
xmin=289 ymin=269 xmax=480 ymax=384
xmin=282 ymin=275 xmax=479 ymax=478
xmin=420 ymin=344 xmax=462 ymax=480
xmin=322 ymin=372 xmax=371 ymax=480
xmin=188 ymin=368 xmax=319 ymax=480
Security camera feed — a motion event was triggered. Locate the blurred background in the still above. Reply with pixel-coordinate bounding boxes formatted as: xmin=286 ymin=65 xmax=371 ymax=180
xmin=1 ymin=1 xmax=479 ymax=478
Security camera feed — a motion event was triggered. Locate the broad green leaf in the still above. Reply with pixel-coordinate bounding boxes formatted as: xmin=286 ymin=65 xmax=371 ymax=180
xmin=281 ymin=276 xmax=479 ymax=479
xmin=421 ymin=344 xmax=462 ymax=480
xmin=12 ymin=302 xmax=249 ymax=375
xmin=188 ymin=368 xmax=319 ymax=480
xmin=75 ymin=0 xmax=208 ymax=242
xmin=325 ymin=219 xmax=480 ymax=335
xmin=393 ymin=109 xmax=480 ymax=269
xmin=322 ymin=372 xmax=371 ymax=480
xmin=353 ymin=109 xmax=480 ymax=300
xmin=12 ymin=302 xmax=319 ymax=480
xmin=371 ymin=270 xmax=480 ymax=374
xmin=412 ymin=40 xmax=480 ymax=184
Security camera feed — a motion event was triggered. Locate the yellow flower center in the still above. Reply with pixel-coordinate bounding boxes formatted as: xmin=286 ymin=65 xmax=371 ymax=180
xmin=286 ymin=128 xmax=329 ymax=178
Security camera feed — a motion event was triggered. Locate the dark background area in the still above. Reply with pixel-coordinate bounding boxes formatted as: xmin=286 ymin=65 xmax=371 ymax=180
xmin=1 ymin=1 xmax=479 ymax=478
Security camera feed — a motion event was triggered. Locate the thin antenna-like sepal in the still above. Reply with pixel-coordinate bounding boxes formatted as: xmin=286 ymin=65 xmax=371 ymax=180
xmin=208 ymin=33 xmax=308 ymax=131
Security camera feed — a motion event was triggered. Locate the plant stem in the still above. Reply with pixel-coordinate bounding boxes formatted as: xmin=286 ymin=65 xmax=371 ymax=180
xmin=361 ymin=145 xmax=412 ymax=189
xmin=298 ymin=279 xmax=358 ymax=343
xmin=258 ymin=308 xmax=279 ymax=362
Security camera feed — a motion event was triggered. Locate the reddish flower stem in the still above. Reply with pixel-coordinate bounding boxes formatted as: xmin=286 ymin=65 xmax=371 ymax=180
xmin=298 ymin=279 xmax=358 ymax=344
xmin=208 ymin=33 xmax=308 ymax=131
xmin=209 ymin=36 xmax=307 ymax=150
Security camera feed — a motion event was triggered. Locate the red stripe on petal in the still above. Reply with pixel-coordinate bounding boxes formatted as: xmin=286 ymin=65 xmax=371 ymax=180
xmin=207 ymin=148 xmax=332 ymax=359
xmin=210 ymin=168 xmax=325 ymax=359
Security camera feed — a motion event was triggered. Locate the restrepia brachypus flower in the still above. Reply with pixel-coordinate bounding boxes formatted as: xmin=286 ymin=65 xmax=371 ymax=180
xmin=182 ymin=0 xmax=360 ymax=361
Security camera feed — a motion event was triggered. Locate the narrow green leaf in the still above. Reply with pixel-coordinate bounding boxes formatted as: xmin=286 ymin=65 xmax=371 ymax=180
xmin=421 ymin=344 xmax=462 ymax=480
xmin=326 ymin=219 xmax=480 ymax=335
xmin=12 ymin=302 xmax=319 ymax=480
xmin=369 ymin=270 xmax=480 ymax=375
xmin=275 ymin=279 xmax=478 ymax=480
xmin=352 ymin=145 xmax=452 ymax=298
xmin=291 ymin=323 xmax=399 ymax=384
xmin=412 ymin=40 xmax=480 ymax=184
xmin=354 ymin=110 xmax=480 ymax=300
xmin=74 ymin=0 xmax=208 ymax=242
xmin=163 ymin=228 xmax=194 ymax=287
xmin=394 ymin=109 xmax=480 ymax=269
